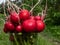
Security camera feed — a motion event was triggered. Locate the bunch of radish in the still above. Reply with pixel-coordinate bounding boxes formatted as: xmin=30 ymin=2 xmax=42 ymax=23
xmin=3 ymin=9 xmax=45 ymax=33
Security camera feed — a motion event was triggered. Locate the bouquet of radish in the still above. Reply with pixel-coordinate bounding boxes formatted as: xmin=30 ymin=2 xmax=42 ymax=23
xmin=3 ymin=9 xmax=45 ymax=33
xmin=3 ymin=0 xmax=47 ymax=45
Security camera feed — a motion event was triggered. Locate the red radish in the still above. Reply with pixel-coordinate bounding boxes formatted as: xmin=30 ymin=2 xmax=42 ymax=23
xmin=19 ymin=9 xmax=30 ymax=20
xmin=16 ymin=25 xmax=22 ymax=32
xmin=3 ymin=27 xmax=8 ymax=33
xmin=22 ymin=19 xmax=36 ymax=32
xmin=10 ymin=11 xmax=19 ymax=24
xmin=36 ymin=20 xmax=45 ymax=32
xmin=4 ymin=22 xmax=15 ymax=32
xmin=30 ymin=16 xmax=35 ymax=19
xmin=10 ymin=11 xmax=17 ymax=16
xmin=9 ymin=35 xmax=14 ymax=41
xmin=35 ymin=16 xmax=41 ymax=20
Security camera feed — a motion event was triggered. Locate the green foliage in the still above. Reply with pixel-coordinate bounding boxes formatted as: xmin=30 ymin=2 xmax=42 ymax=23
xmin=42 ymin=25 xmax=60 ymax=42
